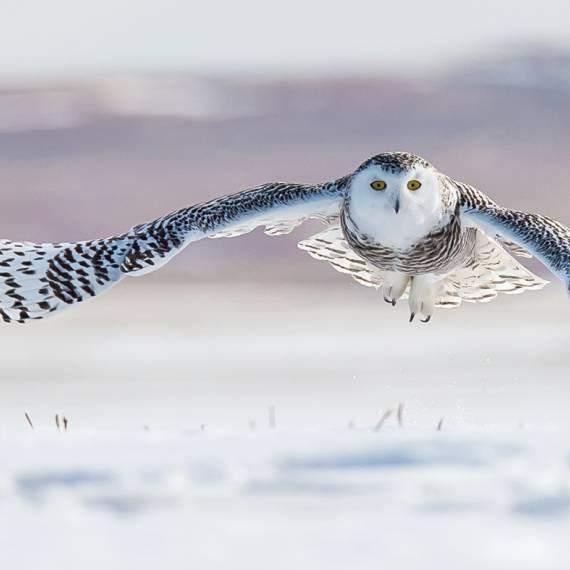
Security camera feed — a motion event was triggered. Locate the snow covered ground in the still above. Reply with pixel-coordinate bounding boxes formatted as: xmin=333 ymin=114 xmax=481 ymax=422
xmin=0 ymin=283 xmax=569 ymax=569
xmin=2 ymin=430 xmax=570 ymax=569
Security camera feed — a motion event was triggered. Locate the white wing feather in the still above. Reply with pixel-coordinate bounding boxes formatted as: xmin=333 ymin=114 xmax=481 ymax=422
xmin=299 ymin=226 xmax=547 ymax=308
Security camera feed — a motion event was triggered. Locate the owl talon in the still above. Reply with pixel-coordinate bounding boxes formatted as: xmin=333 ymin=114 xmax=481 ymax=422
xmin=383 ymin=287 xmax=397 ymax=306
xmin=409 ymin=312 xmax=416 ymax=323
xmin=408 ymin=275 xmax=437 ymax=325
xmin=382 ymin=274 xmax=409 ymax=309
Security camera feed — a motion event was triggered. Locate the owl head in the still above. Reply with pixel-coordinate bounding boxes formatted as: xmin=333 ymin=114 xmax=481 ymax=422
xmin=345 ymin=152 xmax=446 ymax=247
xmin=349 ymin=152 xmax=442 ymax=217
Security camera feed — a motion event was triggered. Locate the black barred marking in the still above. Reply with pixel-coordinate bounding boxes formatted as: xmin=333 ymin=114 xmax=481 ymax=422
xmin=356 ymin=152 xmax=432 ymax=175
xmin=0 ymin=235 xmax=133 ymax=322
xmin=454 ymin=178 xmax=570 ymax=284
xmin=81 ymin=285 xmax=96 ymax=297
xmin=120 ymin=177 xmax=348 ymax=275
xmin=341 ymin=200 xmax=477 ymax=276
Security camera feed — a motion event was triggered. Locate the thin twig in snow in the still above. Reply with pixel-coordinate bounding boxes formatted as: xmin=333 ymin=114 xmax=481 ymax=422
xmin=24 ymin=412 xmax=34 ymax=430
xmin=397 ymin=402 xmax=405 ymax=428
xmin=373 ymin=409 xmax=393 ymax=432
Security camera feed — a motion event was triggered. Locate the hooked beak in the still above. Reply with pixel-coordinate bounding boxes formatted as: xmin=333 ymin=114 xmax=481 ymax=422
xmin=394 ymin=197 xmax=400 ymax=214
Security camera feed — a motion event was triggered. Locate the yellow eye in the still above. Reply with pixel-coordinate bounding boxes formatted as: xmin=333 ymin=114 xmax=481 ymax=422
xmin=407 ymin=179 xmax=422 ymax=191
xmin=370 ymin=180 xmax=387 ymax=191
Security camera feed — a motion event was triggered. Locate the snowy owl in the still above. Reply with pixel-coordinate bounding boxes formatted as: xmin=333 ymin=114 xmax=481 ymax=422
xmin=1 ymin=151 xmax=568 ymax=324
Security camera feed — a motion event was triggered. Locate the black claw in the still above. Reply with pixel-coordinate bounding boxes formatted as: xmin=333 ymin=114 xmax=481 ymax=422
xmin=409 ymin=312 xmax=415 ymax=323
xmin=421 ymin=315 xmax=432 ymax=323
xmin=384 ymin=287 xmax=396 ymax=307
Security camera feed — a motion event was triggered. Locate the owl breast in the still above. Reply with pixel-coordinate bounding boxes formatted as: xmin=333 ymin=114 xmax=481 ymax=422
xmin=340 ymin=204 xmax=477 ymax=275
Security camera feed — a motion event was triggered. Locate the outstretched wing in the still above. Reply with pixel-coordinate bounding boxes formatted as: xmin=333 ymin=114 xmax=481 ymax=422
xmin=121 ymin=178 xmax=348 ymax=275
xmin=452 ymin=178 xmax=570 ymax=293
xmin=0 ymin=178 xmax=348 ymax=322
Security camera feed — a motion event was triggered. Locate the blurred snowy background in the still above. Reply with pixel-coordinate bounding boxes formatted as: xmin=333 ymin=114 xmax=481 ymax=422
xmin=1 ymin=1 xmax=570 ymax=568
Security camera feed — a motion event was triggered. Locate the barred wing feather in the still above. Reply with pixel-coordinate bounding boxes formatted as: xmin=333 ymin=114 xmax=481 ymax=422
xmin=299 ymin=226 xmax=546 ymax=308
xmin=455 ymin=179 xmax=570 ymax=294
xmin=0 ymin=179 xmax=346 ymax=322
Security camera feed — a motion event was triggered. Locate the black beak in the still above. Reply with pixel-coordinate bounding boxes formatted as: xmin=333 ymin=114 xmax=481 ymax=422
xmin=394 ymin=198 xmax=400 ymax=214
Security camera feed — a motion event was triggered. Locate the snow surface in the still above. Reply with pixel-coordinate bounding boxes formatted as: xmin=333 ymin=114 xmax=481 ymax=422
xmin=0 ymin=283 xmax=569 ymax=569
xmin=2 ymin=430 xmax=570 ymax=569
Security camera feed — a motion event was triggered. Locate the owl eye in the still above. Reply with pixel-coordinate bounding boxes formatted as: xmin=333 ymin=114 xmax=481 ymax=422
xmin=407 ymin=180 xmax=422 ymax=191
xmin=370 ymin=180 xmax=387 ymax=191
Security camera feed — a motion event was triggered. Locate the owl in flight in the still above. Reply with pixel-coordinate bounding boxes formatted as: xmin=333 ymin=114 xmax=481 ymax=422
xmin=1 ymin=152 xmax=568 ymax=324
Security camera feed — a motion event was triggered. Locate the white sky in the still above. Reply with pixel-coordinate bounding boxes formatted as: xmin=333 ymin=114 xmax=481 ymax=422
xmin=1 ymin=0 xmax=569 ymax=80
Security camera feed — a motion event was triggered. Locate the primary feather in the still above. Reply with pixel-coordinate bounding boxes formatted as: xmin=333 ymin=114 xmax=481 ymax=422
xmin=0 ymin=237 xmax=132 ymax=322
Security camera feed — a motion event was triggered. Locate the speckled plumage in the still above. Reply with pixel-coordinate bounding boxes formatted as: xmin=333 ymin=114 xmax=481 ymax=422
xmin=121 ymin=178 xmax=348 ymax=275
xmin=0 ymin=151 xmax=568 ymax=323
xmin=0 ymin=237 xmax=131 ymax=322
xmin=356 ymin=151 xmax=432 ymax=174
xmin=453 ymin=177 xmax=570 ymax=289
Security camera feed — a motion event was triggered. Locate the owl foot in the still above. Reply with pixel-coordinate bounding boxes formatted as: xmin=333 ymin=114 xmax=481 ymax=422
xmin=408 ymin=275 xmax=438 ymax=324
xmin=409 ymin=309 xmax=432 ymax=323
xmin=382 ymin=272 xmax=410 ymax=307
